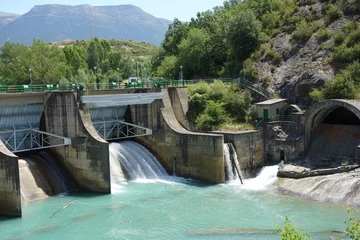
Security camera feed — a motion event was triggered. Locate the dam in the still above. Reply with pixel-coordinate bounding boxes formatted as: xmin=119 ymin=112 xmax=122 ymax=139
xmin=1 ymin=85 xmax=360 ymax=220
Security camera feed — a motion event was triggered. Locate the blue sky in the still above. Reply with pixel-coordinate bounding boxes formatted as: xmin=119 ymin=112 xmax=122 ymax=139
xmin=0 ymin=0 xmax=225 ymax=21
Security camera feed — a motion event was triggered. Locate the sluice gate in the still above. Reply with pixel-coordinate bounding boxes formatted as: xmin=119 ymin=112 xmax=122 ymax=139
xmin=81 ymin=92 xmax=163 ymax=140
xmin=0 ymin=104 xmax=71 ymax=153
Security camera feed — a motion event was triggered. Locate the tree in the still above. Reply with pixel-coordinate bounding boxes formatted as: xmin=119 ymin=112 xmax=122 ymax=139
xmin=156 ymin=55 xmax=178 ymax=79
xmin=63 ymin=45 xmax=87 ymax=74
xmin=178 ymin=28 xmax=211 ymax=78
xmin=86 ymin=38 xmax=111 ymax=72
xmin=227 ymin=6 xmax=263 ymax=64
xmin=162 ymin=19 xmax=189 ymax=56
xmin=29 ymin=39 xmax=71 ymax=84
xmin=0 ymin=42 xmax=31 ymax=85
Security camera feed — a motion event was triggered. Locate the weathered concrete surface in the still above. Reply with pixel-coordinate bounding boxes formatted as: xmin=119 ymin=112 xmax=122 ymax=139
xmin=307 ymin=124 xmax=360 ymax=168
xmin=131 ymin=89 xmax=225 ymax=184
xmin=18 ymin=159 xmax=53 ymax=202
xmin=277 ymin=164 xmax=359 ymax=178
xmin=0 ymin=92 xmax=51 ymax=105
xmin=167 ymin=87 xmax=192 ymax=130
xmin=263 ymin=122 xmax=304 ymax=164
xmin=0 ymin=141 xmax=21 ymax=217
xmin=41 ymin=92 xmax=110 ymax=193
xmin=217 ymin=131 xmax=264 ymax=178
xmin=304 ymin=100 xmax=360 ymax=153
xmin=270 ymin=169 xmax=360 ymax=207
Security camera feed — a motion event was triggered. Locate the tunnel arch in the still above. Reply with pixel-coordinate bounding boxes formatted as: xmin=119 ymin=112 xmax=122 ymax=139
xmin=304 ymin=100 xmax=360 ymax=153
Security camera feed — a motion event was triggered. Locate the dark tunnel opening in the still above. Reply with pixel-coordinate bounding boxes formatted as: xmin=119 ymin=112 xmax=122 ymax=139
xmin=323 ymin=107 xmax=360 ymax=125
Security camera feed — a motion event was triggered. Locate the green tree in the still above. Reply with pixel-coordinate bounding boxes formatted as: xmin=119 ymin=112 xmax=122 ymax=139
xmin=0 ymin=42 xmax=31 ymax=84
xmin=227 ymin=6 xmax=263 ymax=69
xmin=63 ymin=45 xmax=87 ymax=74
xmin=156 ymin=55 xmax=178 ymax=79
xmin=178 ymin=28 xmax=211 ymax=78
xmin=29 ymin=39 xmax=71 ymax=84
xmin=86 ymin=38 xmax=111 ymax=72
xmin=196 ymin=100 xmax=227 ymax=131
xmin=162 ymin=19 xmax=189 ymax=56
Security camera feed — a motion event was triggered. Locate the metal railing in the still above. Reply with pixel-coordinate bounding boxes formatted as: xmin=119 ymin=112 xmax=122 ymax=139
xmin=0 ymin=77 xmax=271 ymax=95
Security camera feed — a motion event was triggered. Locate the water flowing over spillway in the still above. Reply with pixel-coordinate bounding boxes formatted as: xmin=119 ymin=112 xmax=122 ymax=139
xmin=109 ymin=141 xmax=169 ymax=181
xmin=224 ymin=143 xmax=243 ymax=183
xmin=242 ymin=165 xmax=279 ymax=190
xmin=19 ymin=151 xmax=77 ymax=202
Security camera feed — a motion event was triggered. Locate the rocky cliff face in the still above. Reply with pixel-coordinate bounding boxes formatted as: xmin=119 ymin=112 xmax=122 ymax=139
xmin=0 ymin=4 xmax=171 ymax=46
xmin=253 ymin=2 xmax=360 ymax=105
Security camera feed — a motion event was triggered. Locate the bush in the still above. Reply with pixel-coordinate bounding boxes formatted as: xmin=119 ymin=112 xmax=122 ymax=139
xmin=292 ymin=20 xmax=313 ymax=41
xmin=346 ymin=28 xmax=360 ymax=47
xmin=277 ymin=217 xmax=310 ymax=240
xmin=316 ymin=29 xmax=333 ymax=42
xmin=323 ymin=4 xmax=343 ymax=24
xmin=188 ymin=92 xmax=207 ymax=123
xmin=322 ymin=76 xmax=356 ymax=100
xmin=309 ymin=88 xmax=324 ymax=102
xmin=334 ymin=31 xmax=346 ymax=45
xmin=207 ymin=80 xmax=227 ymax=101
xmin=345 ymin=210 xmax=360 ymax=240
xmin=195 ymin=100 xmax=227 ymax=131
xmin=243 ymin=59 xmax=259 ymax=82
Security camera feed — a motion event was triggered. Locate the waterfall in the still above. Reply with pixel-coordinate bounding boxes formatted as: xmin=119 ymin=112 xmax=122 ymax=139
xmin=224 ymin=143 xmax=243 ymax=184
xmin=242 ymin=165 xmax=279 ymax=190
xmin=109 ymin=141 xmax=168 ymax=180
xmin=19 ymin=151 xmax=77 ymax=202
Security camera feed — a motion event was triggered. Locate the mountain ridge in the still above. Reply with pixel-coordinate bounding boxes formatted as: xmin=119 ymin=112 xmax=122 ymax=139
xmin=0 ymin=4 xmax=171 ymax=46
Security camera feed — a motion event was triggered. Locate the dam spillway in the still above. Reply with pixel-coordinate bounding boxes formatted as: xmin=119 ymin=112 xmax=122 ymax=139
xmin=109 ymin=141 xmax=169 ymax=181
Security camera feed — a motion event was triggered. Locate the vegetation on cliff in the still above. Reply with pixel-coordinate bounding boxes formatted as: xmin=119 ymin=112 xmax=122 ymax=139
xmin=155 ymin=0 xmax=360 ymax=102
xmin=187 ymin=80 xmax=255 ymax=131
xmin=0 ymin=38 xmax=158 ymax=85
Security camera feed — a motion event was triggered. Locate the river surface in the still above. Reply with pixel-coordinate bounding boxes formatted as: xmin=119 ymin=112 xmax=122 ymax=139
xmin=0 ymin=172 xmax=357 ymax=240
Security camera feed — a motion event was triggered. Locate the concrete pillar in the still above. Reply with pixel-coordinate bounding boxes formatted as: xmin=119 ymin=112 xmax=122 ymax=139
xmin=41 ymin=92 xmax=110 ymax=193
xmin=0 ymin=142 xmax=21 ymax=217
xmin=131 ymin=89 xmax=225 ymax=184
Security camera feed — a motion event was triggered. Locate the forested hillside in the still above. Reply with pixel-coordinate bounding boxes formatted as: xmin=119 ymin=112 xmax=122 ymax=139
xmin=0 ymin=38 xmax=158 ymax=85
xmin=154 ymin=0 xmax=360 ymax=104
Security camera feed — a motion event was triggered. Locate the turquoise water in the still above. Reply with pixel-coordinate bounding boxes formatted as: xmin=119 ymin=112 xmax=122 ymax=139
xmin=0 ymin=176 xmax=356 ymax=240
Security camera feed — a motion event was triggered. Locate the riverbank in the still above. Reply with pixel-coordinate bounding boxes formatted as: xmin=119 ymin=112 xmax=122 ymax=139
xmin=268 ymin=168 xmax=360 ymax=207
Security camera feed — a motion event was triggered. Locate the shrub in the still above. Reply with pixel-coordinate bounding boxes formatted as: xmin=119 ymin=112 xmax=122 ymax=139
xmin=207 ymin=80 xmax=227 ymax=101
xmin=334 ymin=31 xmax=346 ymax=45
xmin=346 ymin=210 xmax=360 ymax=240
xmin=309 ymin=88 xmax=324 ymax=102
xmin=277 ymin=217 xmax=310 ymax=240
xmin=316 ymin=29 xmax=333 ymax=42
xmin=243 ymin=59 xmax=259 ymax=82
xmin=195 ymin=100 xmax=227 ymax=131
xmin=322 ymin=76 xmax=356 ymax=100
xmin=292 ymin=20 xmax=313 ymax=41
xmin=323 ymin=4 xmax=343 ymax=24
xmin=188 ymin=81 xmax=209 ymax=96
xmin=346 ymin=28 xmax=360 ymax=47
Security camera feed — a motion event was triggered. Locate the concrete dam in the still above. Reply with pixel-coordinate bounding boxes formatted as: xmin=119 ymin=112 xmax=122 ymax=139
xmin=2 ymin=86 xmax=360 ymax=218
xmin=0 ymin=87 xmax=264 ymax=217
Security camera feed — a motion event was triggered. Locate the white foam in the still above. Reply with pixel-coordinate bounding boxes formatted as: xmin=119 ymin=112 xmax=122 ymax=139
xmin=241 ymin=165 xmax=279 ymax=191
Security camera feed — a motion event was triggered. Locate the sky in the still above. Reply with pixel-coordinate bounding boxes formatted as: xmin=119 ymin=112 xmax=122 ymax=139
xmin=0 ymin=0 xmax=225 ymax=21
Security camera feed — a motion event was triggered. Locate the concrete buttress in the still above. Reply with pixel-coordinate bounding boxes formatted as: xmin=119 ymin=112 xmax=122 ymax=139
xmin=41 ymin=92 xmax=110 ymax=193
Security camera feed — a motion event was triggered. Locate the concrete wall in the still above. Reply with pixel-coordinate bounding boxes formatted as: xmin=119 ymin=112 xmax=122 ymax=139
xmin=0 ymin=92 xmax=51 ymax=105
xmin=221 ymin=131 xmax=264 ymax=178
xmin=130 ymin=89 xmax=225 ymax=184
xmin=256 ymin=101 xmax=287 ymax=120
xmin=167 ymin=87 xmax=191 ymax=130
xmin=263 ymin=122 xmax=305 ymax=164
xmin=41 ymin=92 xmax=110 ymax=193
xmin=0 ymin=142 xmax=21 ymax=217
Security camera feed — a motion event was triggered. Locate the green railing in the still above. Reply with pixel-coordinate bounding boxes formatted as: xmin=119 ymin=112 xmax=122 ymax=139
xmin=232 ymin=77 xmax=270 ymax=99
xmin=0 ymin=77 xmax=271 ymax=94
